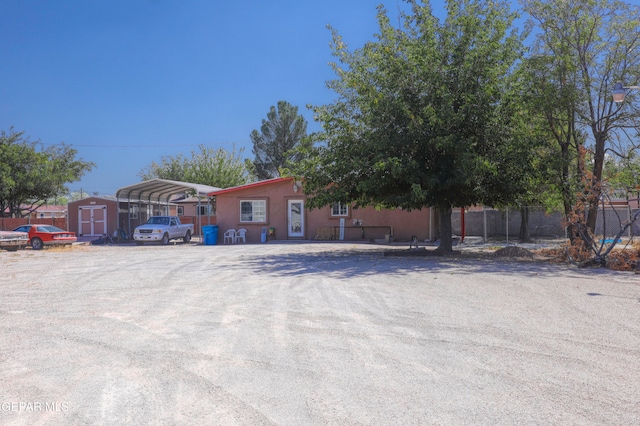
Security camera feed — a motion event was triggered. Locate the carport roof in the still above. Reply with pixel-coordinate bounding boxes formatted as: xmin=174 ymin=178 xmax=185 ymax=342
xmin=116 ymin=179 xmax=220 ymax=203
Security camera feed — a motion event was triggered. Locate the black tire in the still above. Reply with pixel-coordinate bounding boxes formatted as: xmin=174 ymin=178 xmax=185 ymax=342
xmin=5 ymin=246 xmax=19 ymax=252
xmin=31 ymin=238 xmax=43 ymax=250
xmin=161 ymin=233 xmax=169 ymax=245
xmin=183 ymin=231 xmax=191 ymax=244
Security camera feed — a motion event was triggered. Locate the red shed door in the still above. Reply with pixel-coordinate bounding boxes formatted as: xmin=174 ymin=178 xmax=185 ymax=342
xmin=79 ymin=205 xmax=107 ymax=236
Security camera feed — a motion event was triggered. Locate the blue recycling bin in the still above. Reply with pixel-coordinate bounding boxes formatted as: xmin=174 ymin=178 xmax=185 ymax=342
xmin=202 ymin=225 xmax=219 ymax=245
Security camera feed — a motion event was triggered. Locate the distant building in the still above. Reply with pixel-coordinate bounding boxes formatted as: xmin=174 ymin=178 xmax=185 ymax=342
xmin=30 ymin=205 xmax=67 ymax=219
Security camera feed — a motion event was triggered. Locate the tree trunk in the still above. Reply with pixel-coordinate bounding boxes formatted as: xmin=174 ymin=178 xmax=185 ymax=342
xmin=519 ymin=206 xmax=531 ymax=242
xmin=560 ymin=138 xmax=576 ymax=243
xmin=585 ymin=133 xmax=606 ymax=235
xmin=437 ymin=204 xmax=453 ymax=253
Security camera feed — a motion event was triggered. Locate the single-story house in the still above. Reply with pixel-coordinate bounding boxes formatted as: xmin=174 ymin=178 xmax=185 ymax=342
xmin=28 ymin=204 xmax=67 ymax=219
xmin=172 ymin=195 xmax=215 ymax=217
xmin=208 ymin=177 xmax=434 ymax=244
xmin=3 ymin=205 xmax=67 ymax=219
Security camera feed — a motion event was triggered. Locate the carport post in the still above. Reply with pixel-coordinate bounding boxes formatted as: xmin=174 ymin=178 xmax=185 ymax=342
xmin=197 ymin=197 xmax=202 ymax=237
xmin=127 ymin=199 xmax=132 ymax=238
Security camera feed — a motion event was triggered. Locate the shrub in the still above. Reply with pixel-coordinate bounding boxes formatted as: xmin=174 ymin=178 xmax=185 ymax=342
xmin=606 ymin=243 xmax=640 ymax=271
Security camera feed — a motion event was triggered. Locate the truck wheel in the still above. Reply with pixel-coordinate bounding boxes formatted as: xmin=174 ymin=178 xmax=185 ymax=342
xmin=31 ymin=238 xmax=43 ymax=250
xmin=183 ymin=231 xmax=191 ymax=244
xmin=161 ymin=233 xmax=169 ymax=245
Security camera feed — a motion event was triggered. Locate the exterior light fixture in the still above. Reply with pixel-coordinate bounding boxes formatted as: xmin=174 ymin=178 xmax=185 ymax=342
xmin=613 ymin=82 xmax=640 ymax=103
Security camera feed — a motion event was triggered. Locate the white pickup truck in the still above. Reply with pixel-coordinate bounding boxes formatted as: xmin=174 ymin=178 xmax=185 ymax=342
xmin=133 ymin=216 xmax=194 ymax=245
xmin=0 ymin=230 xmax=29 ymax=251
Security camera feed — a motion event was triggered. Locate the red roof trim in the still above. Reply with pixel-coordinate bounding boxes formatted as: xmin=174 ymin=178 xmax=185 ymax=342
xmin=207 ymin=177 xmax=293 ymax=196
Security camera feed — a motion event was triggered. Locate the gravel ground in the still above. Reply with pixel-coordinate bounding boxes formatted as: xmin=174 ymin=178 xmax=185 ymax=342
xmin=1 ymin=242 xmax=639 ymax=425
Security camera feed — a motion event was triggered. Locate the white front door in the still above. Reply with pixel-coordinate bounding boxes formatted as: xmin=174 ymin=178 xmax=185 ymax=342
xmin=287 ymin=200 xmax=304 ymax=238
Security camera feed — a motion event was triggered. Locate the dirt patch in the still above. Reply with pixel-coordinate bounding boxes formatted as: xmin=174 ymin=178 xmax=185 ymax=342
xmin=383 ymin=247 xmax=461 ymax=257
xmin=494 ymin=246 xmax=534 ymax=259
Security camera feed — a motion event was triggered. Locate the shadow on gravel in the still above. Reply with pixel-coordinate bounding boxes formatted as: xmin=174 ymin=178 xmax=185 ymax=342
xmin=587 ymin=291 xmax=640 ymax=301
xmin=239 ymin=248 xmax=595 ymax=279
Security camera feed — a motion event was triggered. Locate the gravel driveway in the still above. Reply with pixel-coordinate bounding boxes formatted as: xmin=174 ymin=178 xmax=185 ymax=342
xmin=1 ymin=242 xmax=639 ymax=425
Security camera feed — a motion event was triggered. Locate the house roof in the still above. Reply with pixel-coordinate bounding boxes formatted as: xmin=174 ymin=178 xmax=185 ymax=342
xmin=31 ymin=205 xmax=67 ymax=212
xmin=4 ymin=204 xmax=68 ymax=215
xmin=207 ymin=177 xmax=293 ymax=196
xmin=70 ymin=195 xmax=118 ymax=203
xmin=116 ymin=179 xmax=221 ymax=203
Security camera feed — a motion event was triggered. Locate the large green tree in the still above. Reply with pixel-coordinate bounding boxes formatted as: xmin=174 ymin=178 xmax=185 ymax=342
xmin=492 ymin=90 xmax=560 ymax=242
xmin=299 ymin=0 xmax=529 ymax=253
xmin=603 ymin=149 xmax=640 ymax=196
xmin=521 ymin=0 xmax=640 ymax=245
xmin=0 ymin=128 xmax=94 ymax=218
xmin=250 ymin=100 xmax=310 ymax=180
xmin=506 ymin=59 xmax=577 ymax=242
xmin=138 ymin=144 xmax=250 ymax=188
xmin=520 ymin=51 xmax=585 ymax=242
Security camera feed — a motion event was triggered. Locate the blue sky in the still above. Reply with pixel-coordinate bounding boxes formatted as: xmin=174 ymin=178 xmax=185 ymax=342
xmin=1 ymin=1 xmax=488 ymax=196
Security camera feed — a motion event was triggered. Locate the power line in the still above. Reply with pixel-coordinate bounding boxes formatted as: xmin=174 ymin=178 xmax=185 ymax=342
xmin=38 ymin=141 xmax=249 ymax=148
xmin=38 ymin=142 xmax=202 ymax=148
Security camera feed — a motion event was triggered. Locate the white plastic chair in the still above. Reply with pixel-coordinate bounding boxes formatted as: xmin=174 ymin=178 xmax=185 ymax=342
xmin=235 ymin=228 xmax=247 ymax=244
xmin=223 ymin=229 xmax=236 ymax=244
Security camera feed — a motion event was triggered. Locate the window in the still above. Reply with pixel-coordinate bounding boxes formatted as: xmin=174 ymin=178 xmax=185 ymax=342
xmin=196 ymin=205 xmax=210 ymax=216
xmin=130 ymin=204 xmax=139 ymax=219
xmin=177 ymin=206 xmax=184 ymax=216
xmin=210 ymin=197 xmax=217 ymax=216
xmin=331 ymin=202 xmax=348 ymax=217
xmin=240 ymin=200 xmax=266 ymax=222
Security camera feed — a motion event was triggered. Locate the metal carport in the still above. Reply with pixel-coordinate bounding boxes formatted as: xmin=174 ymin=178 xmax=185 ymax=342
xmin=116 ymin=179 xmax=220 ymax=238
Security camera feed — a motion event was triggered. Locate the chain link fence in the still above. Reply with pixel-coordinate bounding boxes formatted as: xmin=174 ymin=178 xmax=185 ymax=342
xmin=595 ymin=206 xmax=640 ymax=240
xmin=451 ymin=205 xmax=640 ymax=243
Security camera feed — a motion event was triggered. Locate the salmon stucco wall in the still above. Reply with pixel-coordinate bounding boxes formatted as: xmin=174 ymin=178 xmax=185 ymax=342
xmin=214 ymin=178 xmax=433 ymax=243
xmin=214 ymin=178 xmax=301 ymax=244
xmin=307 ymin=205 xmax=432 ymax=242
